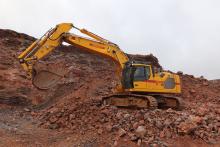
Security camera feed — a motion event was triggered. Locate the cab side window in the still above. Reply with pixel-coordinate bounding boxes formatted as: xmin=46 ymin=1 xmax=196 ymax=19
xmin=145 ymin=66 xmax=150 ymax=80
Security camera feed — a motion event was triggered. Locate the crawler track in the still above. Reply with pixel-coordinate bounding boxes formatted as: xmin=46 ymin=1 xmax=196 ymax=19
xmin=102 ymin=93 xmax=183 ymax=110
xmin=153 ymin=95 xmax=183 ymax=110
xmin=102 ymin=94 xmax=158 ymax=109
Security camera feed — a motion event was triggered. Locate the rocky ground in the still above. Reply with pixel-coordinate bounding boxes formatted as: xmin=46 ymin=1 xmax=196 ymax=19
xmin=0 ymin=28 xmax=219 ymax=146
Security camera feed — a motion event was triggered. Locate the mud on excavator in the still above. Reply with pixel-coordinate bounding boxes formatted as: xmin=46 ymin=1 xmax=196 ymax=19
xmin=18 ymin=23 xmax=183 ymax=110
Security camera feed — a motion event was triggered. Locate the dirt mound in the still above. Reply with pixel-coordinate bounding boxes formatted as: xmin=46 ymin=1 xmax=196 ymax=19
xmin=0 ymin=29 xmax=219 ymax=146
xmin=127 ymin=53 xmax=162 ymax=68
xmin=36 ymin=73 xmax=220 ymax=145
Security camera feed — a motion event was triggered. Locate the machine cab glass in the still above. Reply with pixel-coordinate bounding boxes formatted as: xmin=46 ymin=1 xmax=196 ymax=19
xmin=133 ymin=66 xmax=151 ymax=81
xmin=132 ymin=65 xmax=151 ymax=89
xmin=122 ymin=64 xmax=151 ymax=89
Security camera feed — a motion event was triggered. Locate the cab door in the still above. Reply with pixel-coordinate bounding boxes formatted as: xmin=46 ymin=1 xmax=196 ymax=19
xmin=145 ymin=66 xmax=164 ymax=91
xmin=132 ymin=66 xmax=148 ymax=90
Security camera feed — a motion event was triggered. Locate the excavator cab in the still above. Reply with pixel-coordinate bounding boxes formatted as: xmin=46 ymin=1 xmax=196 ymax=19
xmin=122 ymin=61 xmax=181 ymax=94
xmin=122 ymin=62 xmax=152 ymax=89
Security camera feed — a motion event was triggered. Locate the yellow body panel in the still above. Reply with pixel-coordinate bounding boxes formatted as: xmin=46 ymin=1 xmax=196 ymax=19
xmin=131 ymin=75 xmax=181 ymax=93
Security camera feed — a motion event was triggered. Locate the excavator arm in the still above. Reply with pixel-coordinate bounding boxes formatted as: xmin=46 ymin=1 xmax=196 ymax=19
xmin=18 ymin=23 xmax=129 ymax=89
xmin=18 ymin=23 xmax=72 ymax=77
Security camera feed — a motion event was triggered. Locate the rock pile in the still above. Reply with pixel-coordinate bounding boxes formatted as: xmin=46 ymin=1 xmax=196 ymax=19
xmin=37 ymin=96 xmax=219 ymax=145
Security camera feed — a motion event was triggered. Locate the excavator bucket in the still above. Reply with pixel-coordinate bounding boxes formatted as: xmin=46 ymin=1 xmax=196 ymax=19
xmin=32 ymin=63 xmax=68 ymax=90
xmin=32 ymin=70 xmax=63 ymax=90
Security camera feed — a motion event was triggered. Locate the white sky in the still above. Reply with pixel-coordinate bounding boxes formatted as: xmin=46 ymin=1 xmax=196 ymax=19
xmin=0 ymin=0 xmax=220 ymax=79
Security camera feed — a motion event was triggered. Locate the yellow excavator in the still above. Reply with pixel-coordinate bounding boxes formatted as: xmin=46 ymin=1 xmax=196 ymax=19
xmin=18 ymin=23 xmax=182 ymax=109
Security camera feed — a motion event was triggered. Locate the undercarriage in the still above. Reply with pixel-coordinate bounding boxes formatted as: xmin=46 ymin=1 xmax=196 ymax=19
xmin=102 ymin=93 xmax=183 ymax=110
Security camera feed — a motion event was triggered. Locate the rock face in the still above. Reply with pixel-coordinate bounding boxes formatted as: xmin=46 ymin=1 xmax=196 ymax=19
xmin=0 ymin=29 xmax=35 ymax=106
xmin=0 ymin=28 xmax=220 ymax=146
